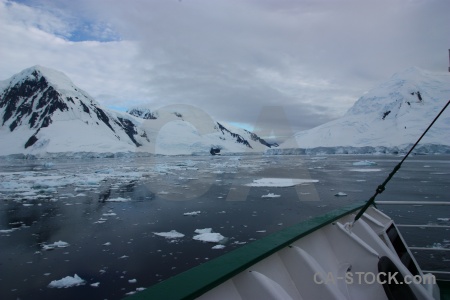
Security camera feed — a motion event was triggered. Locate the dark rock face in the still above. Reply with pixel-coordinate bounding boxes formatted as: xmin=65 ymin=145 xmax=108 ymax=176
xmin=217 ymin=122 xmax=252 ymax=148
xmin=0 ymin=75 xmax=68 ymax=132
xmin=116 ymin=117 xmax=141 ymax=147
xmin=246 ymin=130 xmax=279 ymax=148
xmin=382 ymin=110 xmax=391 ymax=120
xmin=216 ymin=122 xmax=278 ymax=149
xmin=411 ymin=91 xmax=423 ymax=102
xmin=210 ymin=147 xmax=221 ymax=155
xmin=79 ymin=100 xmax=91 ymax=114
xmin=128 ymin=108 xmax=157 ymax=119
xmin=0 ymin=67 xmax=148 ymax=151
xmin=24 ymin=134 xmax=38 ymax=148
xmin=1 ymin=73 xmax=45 ymax=125
xmin=93 ymin=104 xmax=115 ymax=132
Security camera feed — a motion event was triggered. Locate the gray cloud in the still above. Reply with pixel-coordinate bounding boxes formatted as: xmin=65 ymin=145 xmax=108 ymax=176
xmin=1 ymin=0 xmax=449 ymax=142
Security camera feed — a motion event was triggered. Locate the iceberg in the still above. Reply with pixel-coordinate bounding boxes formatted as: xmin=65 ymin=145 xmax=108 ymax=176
xmin=183 ymin=211 xmax=201 ymax=216
xmin=193 ymin=233 xmax=225 ymax=243
xmin=352 ymin=160 xmax=377 ymax=166
xmin=48 ymin=274 xmax=85 ymax=288
xmin=153 ymin=230 xmax=185 ymax=239
xmin=261 ymin=193 xmax=281 ymax=198
xmin=193 ymin=228 xmax=225 ymax=243
xmin=42 ymin=241 xmax=70 ymax=250
xmin=334 ymin=192 xmax=348 ymax=197
xmin=246 ymin=178 xmax=318 ymax=187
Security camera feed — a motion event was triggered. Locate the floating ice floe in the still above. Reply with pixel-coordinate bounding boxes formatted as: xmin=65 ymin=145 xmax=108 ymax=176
xmin=153 ymin=230 xmax=185 ymax=239
xmin=212 ymin=245 xmax=225 ymax=249
xmin=95 ymin=168 xmax=115 ymax=174
xmin=48 ymin=274 xmax=85 ymax=288
xmin=309 ymin=156 xmax=327 ymax=160
xmin=18 ymin=191 xmax=38 ymax=197
xmin=246 ymin=178 xmax=319 ymax=187
xmin=352 ymin=160 xmax=377 ymax=166
xmin=261 ymin=193 xmax=281 ymax=198
xmin=105 ymin=197 xmax=131 ymax=202
xmin=350 ymin=168 xmax=382 ymax=172
xmin=102 ymin=212 xmax=117 ymax=216
xmin=91 ymin=282 xmax=100 ymax=287
xmin=0 ymin=228 xmax=20 ymax=233
xmin=183 ymin=211 xmax=201 ymax=216
xmin=193 ymin=228 xmax=225 ymax=243
xmin=128 ymin=279 xmax=137 ymax=283
xmin=233 ymin=241 xmax=247 ymax=245
xmin=428 ymin=243 xmax=446 ymax=249
xmin=125 ymin=287 xmax=146 ymax=296
xmin=334 ymin=192 xmax=348 ymax=197
xmin=0 ymin=181 xmax=35 ymax=192
xmin=42 ymin=241 xmax=70 ymax=250
xmin=43 ymin=162 xmax=54 ymax=168
xmin=193 ymin=233 xmax=225 ymax=243
xmin=94 ymin=218 xmax=107 ymax=224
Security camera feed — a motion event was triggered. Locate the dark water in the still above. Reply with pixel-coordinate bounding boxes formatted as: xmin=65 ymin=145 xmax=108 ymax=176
xmin=0 ymin=154 xmax=449 ymax=299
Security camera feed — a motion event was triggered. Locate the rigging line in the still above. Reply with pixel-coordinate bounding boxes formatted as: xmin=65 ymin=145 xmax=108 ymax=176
xmin=353 ymin=99 xmax=450 ymax=224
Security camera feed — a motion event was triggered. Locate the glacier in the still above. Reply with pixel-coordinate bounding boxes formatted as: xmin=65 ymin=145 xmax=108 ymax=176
xmin=272 ymin=67 xmax=450 ymax=155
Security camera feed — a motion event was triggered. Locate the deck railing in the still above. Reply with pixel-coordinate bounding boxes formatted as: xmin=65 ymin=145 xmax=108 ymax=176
xmin=376 ymin=201 xmax=450 ymax=280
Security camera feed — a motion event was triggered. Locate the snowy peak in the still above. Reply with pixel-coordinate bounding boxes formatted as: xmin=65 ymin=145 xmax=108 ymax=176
xmin=277 ymin=67 xmax=450 ymax=153
xmin=4 ymin=65 xmax=78 ymax=93
xmin=127 ymin=107 xmax=158 ymax=120
xmin=130 ymin=104 xmax=276 ymax=154
xmin=0 ymin=66 xmax=149 ymax=155
xmin=346 ymin=67 xmax=449 ymax=122
xmin=0 ymin=66 xmax=277 ymax=156
xmin=1 ymin=65 xmax=74 ymax=132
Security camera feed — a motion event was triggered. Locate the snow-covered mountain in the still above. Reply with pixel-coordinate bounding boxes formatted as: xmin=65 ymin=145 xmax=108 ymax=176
xmin=274 ymin=67 xmax=450 ymax=154
xmin=0 ymin=66 xmax=275 ymax=157
xmin=128 ymin=105 xmax=277 ymax=155
xmin=0 ymin=65 xmax=151 ymax=156
xmin=128 ymin=107 xmax=158 ymax=120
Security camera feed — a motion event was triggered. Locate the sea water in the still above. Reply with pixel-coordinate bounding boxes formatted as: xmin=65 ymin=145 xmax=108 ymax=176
xmin=0 ymin=155 xmax=448 ymax=299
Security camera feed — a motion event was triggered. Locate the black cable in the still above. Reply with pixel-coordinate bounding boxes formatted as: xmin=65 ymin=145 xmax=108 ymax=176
xmin=353 ymin=99 xmax=450 ymax=223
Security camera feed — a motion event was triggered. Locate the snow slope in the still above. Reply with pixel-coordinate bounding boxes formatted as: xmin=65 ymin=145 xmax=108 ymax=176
xmin=275 ymin=67 xmax=450 ymax=154
xmin=0 ymin=65 xmax=149 ymax=156
xmin=0 ymin=66 xmax=275 ymax=157
xmin=129 ymin=105 xmax=277 ymax=155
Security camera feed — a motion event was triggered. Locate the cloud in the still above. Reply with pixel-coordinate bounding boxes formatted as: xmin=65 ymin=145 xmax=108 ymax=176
xmin=0 ymin=0 xmax=150 ymax=103
xmin=1 ymin=0 xmax=449 ymax=139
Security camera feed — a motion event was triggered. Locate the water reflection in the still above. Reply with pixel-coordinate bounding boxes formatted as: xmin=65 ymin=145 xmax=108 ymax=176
xmin=0 ymin=155 xmax=448 ymax=299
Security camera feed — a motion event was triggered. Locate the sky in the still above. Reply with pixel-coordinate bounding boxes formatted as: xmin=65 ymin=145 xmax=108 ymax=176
xmin=0 ymin=0 xmax=449 ymax=141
